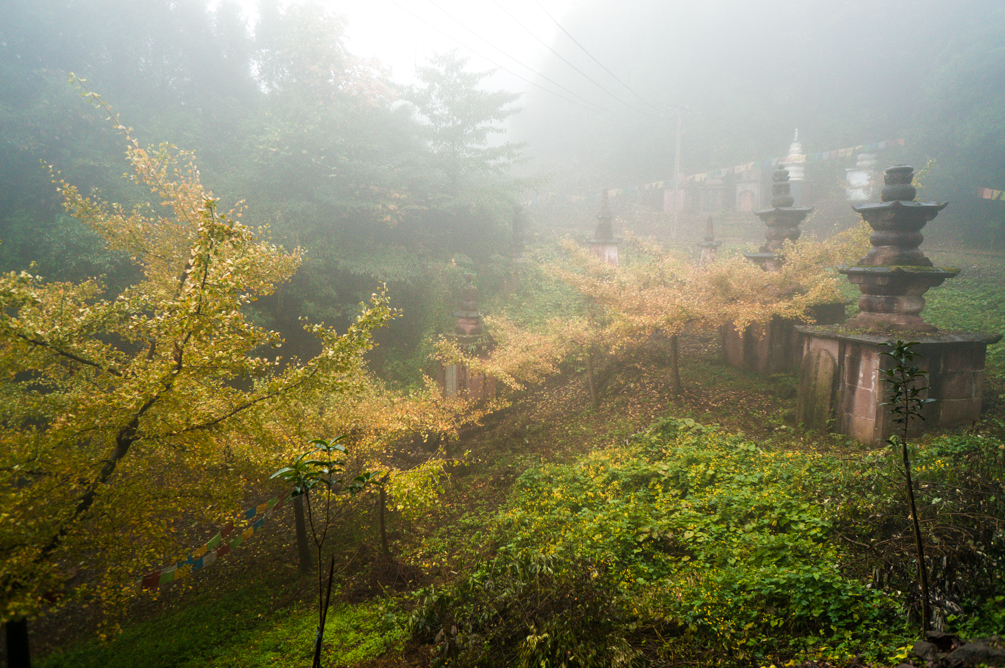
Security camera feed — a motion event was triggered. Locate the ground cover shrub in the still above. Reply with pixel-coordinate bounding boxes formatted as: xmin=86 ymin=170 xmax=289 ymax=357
xmin=410 ymin=417 xmax=911 ymax=666
xmin=829 ymin=432 xmax=1005 ymax=634
xmin=410 ymin=550 xmax=633 ymax=667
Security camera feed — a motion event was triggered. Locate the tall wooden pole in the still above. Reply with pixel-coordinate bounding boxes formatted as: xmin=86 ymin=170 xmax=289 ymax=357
xmin=672 ymin=108 xmax=683 ymax=242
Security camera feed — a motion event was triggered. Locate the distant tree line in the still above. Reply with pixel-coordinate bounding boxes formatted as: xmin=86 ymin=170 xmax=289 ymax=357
xmin=0 ymin=0 xmax=530 ymax=381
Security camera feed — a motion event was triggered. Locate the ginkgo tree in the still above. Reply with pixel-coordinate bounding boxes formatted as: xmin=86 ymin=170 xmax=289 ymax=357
xmin=312 ymin=374 xmax=500 ymax=560
xmin=550 ymin=227 xmax=869 ymax=400
xmin=439 ymin=225 xmax=869 ymax=408
xmin=0 ymin=86 xmax=395 ymax=650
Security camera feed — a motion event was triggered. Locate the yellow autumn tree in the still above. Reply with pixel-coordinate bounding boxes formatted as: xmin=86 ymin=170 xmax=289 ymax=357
xmin=438 ymin=225 xmax=868 ymax=408
xmin=257 ymin=366 xmax=500 ymax=566
xmin=0 ymin=88 xmax=395 ymax=636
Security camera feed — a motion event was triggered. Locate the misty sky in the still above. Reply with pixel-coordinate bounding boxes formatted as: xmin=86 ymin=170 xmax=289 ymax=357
xmin=230 ymin=0 xmax=580 ymax=90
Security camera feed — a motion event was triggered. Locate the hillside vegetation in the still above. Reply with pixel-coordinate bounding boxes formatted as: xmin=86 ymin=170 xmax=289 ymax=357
xmin=33 ymin=246 xmax=1005 ymax=668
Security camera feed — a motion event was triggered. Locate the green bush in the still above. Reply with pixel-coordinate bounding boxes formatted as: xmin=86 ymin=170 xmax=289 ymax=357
xmin=831 ymin=433 xmax=1005 ymax=631
xmin=410 ymin=550 xmax=632 ymax=667
xmin=412 ymin=417 xmax=912 ymax=666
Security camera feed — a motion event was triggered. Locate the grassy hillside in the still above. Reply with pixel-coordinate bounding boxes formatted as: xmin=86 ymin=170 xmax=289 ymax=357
xmin=32 ymin=248 xmax=1005 ymax=668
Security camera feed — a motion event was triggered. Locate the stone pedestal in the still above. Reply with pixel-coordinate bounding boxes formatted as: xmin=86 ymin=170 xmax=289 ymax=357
xmin=723 ymin=302 xmax=846 ymax=375
xmin=796 ymin=327 xmax=1001 ymax=443
xmin=437 ymin=363 xmax=496 ymax=402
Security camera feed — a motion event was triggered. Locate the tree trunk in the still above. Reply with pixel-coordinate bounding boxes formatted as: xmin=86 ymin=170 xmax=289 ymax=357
xmin=311 ymin=555 xmax=337 ymax=668
xmin=5 ymin=617 xmax=31 ymax=668
xmin=292 ymin=495 xmax=313 ymax=574
xmin=902 ymin=429 xmax=931 ymax=636
xmin=377 ymin=485 xmax=391 ymax=560
xmin=585 ymin=349 xmax=600 ymax=411
xmin=670 ymin=334 xmax=683 ymax=399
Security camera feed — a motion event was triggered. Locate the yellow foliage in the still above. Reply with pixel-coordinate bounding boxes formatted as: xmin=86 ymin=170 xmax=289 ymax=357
xmin=0 ymin=87 xmax=394 ymax=624
xmin=438 ymin=223 xmax=869 ymax=402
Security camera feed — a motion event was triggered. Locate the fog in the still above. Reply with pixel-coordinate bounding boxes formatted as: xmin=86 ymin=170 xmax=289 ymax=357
xmin=1 ymin=0 xmax=1003 ymax=366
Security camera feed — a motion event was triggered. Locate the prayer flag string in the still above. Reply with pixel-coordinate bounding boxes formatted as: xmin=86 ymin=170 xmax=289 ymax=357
xmin=136 ymin=491 xmax=289 ymax=590
xmin=522 ymin=137 xmax=906 ymax=207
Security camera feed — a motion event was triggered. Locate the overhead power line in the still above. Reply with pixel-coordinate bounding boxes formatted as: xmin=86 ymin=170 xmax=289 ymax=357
xmin=383 ymin=0 xmax=625 ymax=118
xmin=488 ymin=0 xmax=655 ymax=117
xmin=420 ymin=0 xmax=625 ymax=116
xmin=532 ymin=0 xmax=669 ymax=114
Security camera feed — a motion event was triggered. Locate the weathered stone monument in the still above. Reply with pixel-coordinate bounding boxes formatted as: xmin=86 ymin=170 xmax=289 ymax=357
xmin=437 ymin=275 xmax=496 ymax=401
xmin=784 ymin=129 xmax=807 ymax=206
xmin=588 ymin=190 xmax=621 ymax=267
xmin=744 ymin=163 xmax=813 ymax=271
xmin=724 ymin=163 xmax=844 ymax=374
xmin=797 ymin=165 xmax=1001 ymax=442
xmin=697 ymin=216 xmax=722 ymax=266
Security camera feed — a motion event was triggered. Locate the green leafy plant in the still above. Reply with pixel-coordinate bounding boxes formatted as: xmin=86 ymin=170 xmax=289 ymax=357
xmin=272 ymin=437 xmax=378 ymax=668
xmin=413 ymin=417 xmax=906 ymax=666
xmin=880 ymin=340 xmax=933 ymax=637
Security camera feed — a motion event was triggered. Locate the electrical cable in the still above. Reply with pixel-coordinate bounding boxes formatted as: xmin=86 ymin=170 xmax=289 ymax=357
xmin=488 ymin=0 xmax=655 ymax=117
xmin=422 ymin=0 xmax=625 ymax=115
xmin=383 ymin=0 xmax=622 ymax=117
xmin=533 ymin=0 xmax=671 ymax=114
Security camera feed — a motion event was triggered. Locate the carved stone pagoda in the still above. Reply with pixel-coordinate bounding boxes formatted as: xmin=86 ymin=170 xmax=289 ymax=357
xmin=845 ymin=153 xmax=878 ymax=201
xmin=725 ymin=163 xmax=842 ymax=375
xmin=437 ymin=275 xmax=496 ymax=401
xmin=797 ymin=165 xmax=1000 ymax=443
xmin=588 ymin=190 xmax=621 ymax=266
xmin=840 ymin=165 xmax=958 ymax=331
xmin=697 ymin=216 xmax=722 ymax=266
xmin=784 ymin=129 xmax=807 ymax=205
xmin=745 ymin=164 xmax=812 ymax=271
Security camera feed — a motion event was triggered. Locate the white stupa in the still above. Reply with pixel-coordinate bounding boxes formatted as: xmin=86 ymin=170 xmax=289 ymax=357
xmin=786 ymin=129 xmax=806 ymax=182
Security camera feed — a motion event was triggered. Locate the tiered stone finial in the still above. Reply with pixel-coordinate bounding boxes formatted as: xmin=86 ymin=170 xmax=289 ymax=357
xmin=587 ymin=190 xmax=621 ymax=266
xmin=839 ymin=165 xmax=958 ymax=331
xmin=697 ymin=216 xmax=722 ymax=265
xmin=745 ymin=164 xmax=813 ymax=271
xmin=453 ymin=275 xmax=485 ymax=348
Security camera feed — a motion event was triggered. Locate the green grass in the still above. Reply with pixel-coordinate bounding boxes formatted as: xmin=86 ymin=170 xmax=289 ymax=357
xmin=913 ymin=248 xmax=1005 ymax=371
xmin=38 ymin=588 xmax=405 ymax=668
